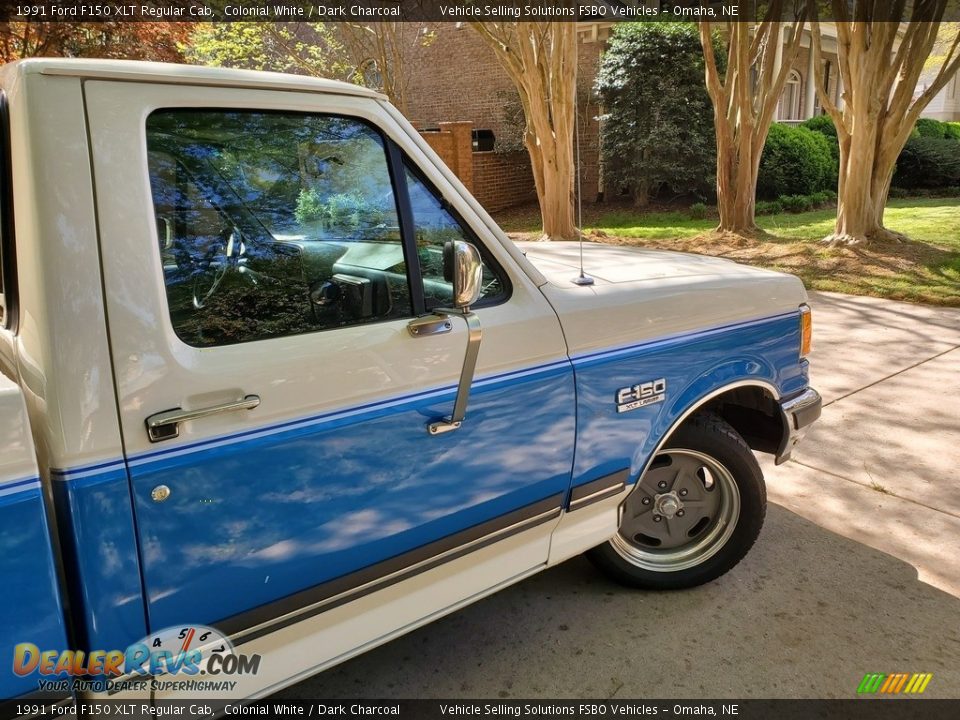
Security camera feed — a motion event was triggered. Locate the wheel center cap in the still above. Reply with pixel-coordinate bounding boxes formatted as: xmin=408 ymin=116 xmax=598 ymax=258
xmin=654 ymin=492 xmax=683 ymax=518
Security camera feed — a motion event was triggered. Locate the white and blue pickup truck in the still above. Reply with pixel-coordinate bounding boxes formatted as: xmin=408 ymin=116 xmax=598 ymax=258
xmin=0 ymin=59 xmax=821 ymax=708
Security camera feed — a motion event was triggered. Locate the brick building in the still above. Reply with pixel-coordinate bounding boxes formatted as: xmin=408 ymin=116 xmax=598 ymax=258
xmin=403 ymin=23 xmax=605 ymax=212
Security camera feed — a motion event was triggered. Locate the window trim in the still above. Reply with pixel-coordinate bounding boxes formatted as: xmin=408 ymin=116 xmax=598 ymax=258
xmin=386 ymin=140 xmax=425 ymax=317
xmin=0 ymin=90 xmax=17 ymax=333
xmin=395 ymin=150 xmax=513 ymax=312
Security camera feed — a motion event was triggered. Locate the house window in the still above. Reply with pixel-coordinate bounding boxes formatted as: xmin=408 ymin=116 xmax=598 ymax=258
xmin=778 ymin=70 xmax=803 ymax=121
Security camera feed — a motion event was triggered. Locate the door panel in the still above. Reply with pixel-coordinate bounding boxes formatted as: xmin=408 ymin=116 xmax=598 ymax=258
xmin=85 ymin=81 xmax=575 ymax=634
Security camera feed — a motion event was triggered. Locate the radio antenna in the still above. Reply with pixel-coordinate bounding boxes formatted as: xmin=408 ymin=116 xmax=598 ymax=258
xmin=571 ymin=87 xmax=594 ymax=286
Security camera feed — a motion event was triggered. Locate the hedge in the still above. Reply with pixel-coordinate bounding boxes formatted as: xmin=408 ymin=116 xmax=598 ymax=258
xmin=757 ymin=123 xmax=837 ymax=199
xmin=892 ymin=137 xmax=960 ymax=189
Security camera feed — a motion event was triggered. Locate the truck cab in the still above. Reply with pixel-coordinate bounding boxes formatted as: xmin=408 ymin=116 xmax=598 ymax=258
xmin=0 ymin=59 xmax=820 ymax=705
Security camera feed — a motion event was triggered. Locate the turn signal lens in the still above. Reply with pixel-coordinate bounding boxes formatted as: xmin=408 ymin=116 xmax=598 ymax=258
xmin=799 ymin=304 xmax=812 ymax=358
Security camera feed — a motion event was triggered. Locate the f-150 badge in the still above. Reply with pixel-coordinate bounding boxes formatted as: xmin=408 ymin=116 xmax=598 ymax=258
xmin=616 ymin=378 xmax=667 ymax=413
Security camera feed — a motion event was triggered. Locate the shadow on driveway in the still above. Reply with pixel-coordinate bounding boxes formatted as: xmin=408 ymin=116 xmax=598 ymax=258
xmin=277 ymin=504 xmax=960 ymax=699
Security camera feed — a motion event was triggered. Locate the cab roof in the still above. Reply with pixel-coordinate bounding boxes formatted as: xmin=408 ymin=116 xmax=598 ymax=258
xmin=4 ymin=58 xmax=385 ymax=100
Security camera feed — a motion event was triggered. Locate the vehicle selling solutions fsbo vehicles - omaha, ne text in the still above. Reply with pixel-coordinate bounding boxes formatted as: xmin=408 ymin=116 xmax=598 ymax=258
xmin=0 ymin=59 xmax=821 ymax=706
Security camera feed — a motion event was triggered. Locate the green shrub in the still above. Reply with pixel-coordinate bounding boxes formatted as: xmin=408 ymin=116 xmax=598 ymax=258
xmin=596 ymin=22 xmax=723 ymax=204
xmin=294 ymin=189 xmax=326 ymax=223
xmin=755 ymin=200 xmax=783 ymax=215
xmin=801 ymin=114 xmax=840 ymax=164
xmin=800 ymin=114 xmax=837 ymax=138
xmin=294 ymin=190 xmax=387 ymax=226
xmin=780 ymin=194 xmax=814 ymax=213
xmin=944 ymin=122 xmax=960 ymax=141
xmin=688 ymin=202 xmax=709 ymax=219
xmin=893 ymin=137 xmax=960 ymax=189
xmin=758 ymin=123 xmax=837 ymax=199
xmin=888 ymin=186 xmax=911 ymax=199
xmin=809 ymin=191 xmax=833 ymax=207
xmin=915 ymin=118 xmax=949 ymax=139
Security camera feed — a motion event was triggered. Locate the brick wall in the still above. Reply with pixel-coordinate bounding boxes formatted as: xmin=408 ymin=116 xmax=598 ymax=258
xmin=419 ymin=121 xmax=475 ymax=193
xmin=472 ymin=151 xmax=537 ymax=212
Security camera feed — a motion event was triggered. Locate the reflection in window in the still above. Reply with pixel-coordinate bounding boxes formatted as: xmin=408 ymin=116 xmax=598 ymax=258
xmin=146 ymin=111 xmax=411 ymax=347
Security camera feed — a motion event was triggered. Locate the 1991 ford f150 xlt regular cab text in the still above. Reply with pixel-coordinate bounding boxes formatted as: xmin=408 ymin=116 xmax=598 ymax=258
xmin=0 ymin=59 xmax=821 ymax=707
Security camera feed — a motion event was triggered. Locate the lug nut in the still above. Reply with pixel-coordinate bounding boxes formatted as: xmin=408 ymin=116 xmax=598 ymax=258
xmin=641 ymin=497 xmax=651 ymax=505
xmin=679 ymin=489 xmax=688 ymax=497
xmin=677 ymin=509 xmax=685 ymax=517
xmin=653 ymin=515 xmax=662 ymax=522
xmin=657 ymin=480 xmax=668 ymax=489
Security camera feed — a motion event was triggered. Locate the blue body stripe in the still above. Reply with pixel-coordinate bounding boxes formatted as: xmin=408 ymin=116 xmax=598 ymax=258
xmin=122 ymin=359 xmax=572 ymax=468
xmin=48 ymin=315 xmax=796 ymax=483
xmin=0 ymin=476 xmax=43 ymax=503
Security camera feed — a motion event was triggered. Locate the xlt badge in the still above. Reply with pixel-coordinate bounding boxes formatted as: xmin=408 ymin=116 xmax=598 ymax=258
xmin=616 ymin=378 xmax=666 ymax=413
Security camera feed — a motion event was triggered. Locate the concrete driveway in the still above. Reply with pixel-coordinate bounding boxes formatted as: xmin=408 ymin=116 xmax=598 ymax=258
xmin=279 ymin=291 xmax=960 ymax=699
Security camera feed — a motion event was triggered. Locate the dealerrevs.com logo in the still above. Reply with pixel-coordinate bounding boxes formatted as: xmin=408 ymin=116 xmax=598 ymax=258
xmin=13 ymin=624 xmax=261 ymax=694
xmin=857 ymin=672 xmax=934 ymax=695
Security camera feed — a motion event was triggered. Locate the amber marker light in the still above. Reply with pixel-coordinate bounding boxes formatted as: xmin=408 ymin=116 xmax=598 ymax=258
xmin=800 ymin=304 xmax=812 ymax=358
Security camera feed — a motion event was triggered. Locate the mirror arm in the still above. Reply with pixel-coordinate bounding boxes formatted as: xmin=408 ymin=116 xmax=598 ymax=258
xmin=427 ymin=308 xmax=482 ymax=435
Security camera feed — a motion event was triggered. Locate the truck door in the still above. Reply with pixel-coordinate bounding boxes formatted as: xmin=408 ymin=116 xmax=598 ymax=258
xmin=84 ymin=81 xmax=575 ymax=639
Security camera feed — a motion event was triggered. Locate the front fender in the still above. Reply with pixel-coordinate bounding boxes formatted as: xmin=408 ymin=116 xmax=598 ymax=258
xmin=570 ymin=312 xmax=806 ymax=492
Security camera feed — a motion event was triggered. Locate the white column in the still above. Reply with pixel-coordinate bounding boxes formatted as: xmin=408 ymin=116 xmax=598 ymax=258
xmin=804 ymin=42 xmax=817 ymax=118
xmin=773 ymin=24 xmax=785 ymax=82
xmin=769 ymin=24 xmax=786 ymax=121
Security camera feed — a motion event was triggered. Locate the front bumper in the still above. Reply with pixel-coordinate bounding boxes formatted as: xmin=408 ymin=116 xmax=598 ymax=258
xmin=775 ymin=387 xmax=822 ymax=464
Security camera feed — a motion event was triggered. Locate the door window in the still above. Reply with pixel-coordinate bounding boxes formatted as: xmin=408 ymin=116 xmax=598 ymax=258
xmin=146 ymin=110 xmax=411 ymax=347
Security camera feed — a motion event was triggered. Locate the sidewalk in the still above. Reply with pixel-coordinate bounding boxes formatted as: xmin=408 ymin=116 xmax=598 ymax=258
xmin=762 ymin=291 xmax=960 ymax=597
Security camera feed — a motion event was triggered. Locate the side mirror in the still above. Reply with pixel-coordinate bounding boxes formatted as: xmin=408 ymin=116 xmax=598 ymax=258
xmin=443 ymin=240 xmax=483 ymax=311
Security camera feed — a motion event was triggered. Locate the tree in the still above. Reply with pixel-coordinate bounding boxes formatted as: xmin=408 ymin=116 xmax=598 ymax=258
xmin=596 ymin=22 xmax=719 ymax=207
xmin=471 ymin=22 xmax=578 ymax=241
xmin=699 ymin=6 xmax=808 ymax=234
xmin=0 ymin=22 xmax=189 ymax=63
xmin=184 ymin=23 xmax=348 ymax=78
xmin=335 ymin=23 xmax=435 ymax=115
xmin=184 ymin=23 xmax=432 ymax=113
xmin=811 ymin=4 xmax=960 ymax=245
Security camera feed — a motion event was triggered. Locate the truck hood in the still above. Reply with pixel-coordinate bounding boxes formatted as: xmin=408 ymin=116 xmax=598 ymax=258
xmin=514 ymin=241 xmax=808 ymax=356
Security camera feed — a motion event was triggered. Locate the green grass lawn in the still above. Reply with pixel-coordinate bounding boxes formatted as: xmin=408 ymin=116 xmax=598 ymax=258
xmin=495 ymin=197 xmax=960 ymax=306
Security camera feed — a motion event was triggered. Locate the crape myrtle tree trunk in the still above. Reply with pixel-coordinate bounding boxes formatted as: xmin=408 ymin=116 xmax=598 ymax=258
xmin=471 ymin=21 xmax=578 ymax=241
xmin=811 ymin=3 xmax=960 ymax=246
xmin=699 ymin=5 xmax=808 ymax=234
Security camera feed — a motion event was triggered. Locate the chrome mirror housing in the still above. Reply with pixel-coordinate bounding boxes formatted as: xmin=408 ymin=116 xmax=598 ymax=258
xmin=444 ymin=240 xmax=483 ymax=311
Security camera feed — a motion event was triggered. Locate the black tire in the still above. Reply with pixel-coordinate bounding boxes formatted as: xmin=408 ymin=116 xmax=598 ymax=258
xmin=587 ymin=412 xmax=766 ymax=590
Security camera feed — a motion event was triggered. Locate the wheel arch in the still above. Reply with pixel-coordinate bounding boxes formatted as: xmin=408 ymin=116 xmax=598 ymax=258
xmin=633 ymin=378 xmax=785 ymax=487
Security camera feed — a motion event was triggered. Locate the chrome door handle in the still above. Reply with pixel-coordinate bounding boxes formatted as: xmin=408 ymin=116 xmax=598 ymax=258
xmin=145 ymin=395 xmax=260 ymax=443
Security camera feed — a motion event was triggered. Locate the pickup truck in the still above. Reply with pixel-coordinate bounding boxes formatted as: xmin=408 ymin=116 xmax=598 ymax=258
xmin=0 ymin=58 xmax=821 ymax=708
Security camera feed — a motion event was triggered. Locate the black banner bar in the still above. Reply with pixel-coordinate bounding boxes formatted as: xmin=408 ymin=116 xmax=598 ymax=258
xmin=2 ymin=0 xmax=960 ymax=23
xmin=7 ymin=699 xmax=960 ymax=720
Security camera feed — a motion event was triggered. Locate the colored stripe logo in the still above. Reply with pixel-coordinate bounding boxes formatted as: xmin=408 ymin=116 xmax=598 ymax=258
xmin=858 ymin=672 xmax=933 ymax=694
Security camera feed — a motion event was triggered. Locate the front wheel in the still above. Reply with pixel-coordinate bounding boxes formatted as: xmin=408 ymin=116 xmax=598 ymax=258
xmin=587 ymin=413 xmax=766 ymax=590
